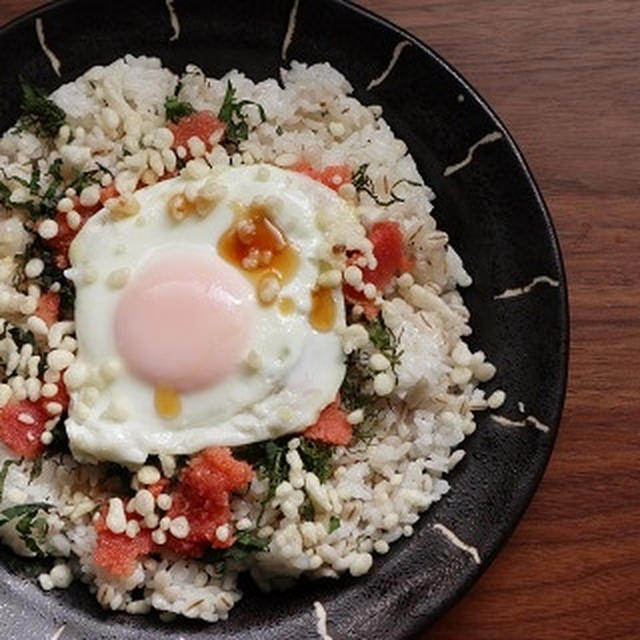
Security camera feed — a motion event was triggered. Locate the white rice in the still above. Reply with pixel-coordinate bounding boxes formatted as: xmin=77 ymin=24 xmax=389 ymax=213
xmin=0 ymin=55 xmax=501 ymax=622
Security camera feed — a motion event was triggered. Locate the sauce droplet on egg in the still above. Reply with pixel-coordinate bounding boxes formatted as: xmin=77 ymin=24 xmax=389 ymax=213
xmin=154 ymin=386 xmax=182 ymax=419
xmin=278 ymin=297 xmax=296 ymax=315
xmin=218 ymin=202 xmax=299 ymax=304
xmin=309 ymin=287 xmax=336 ymax=332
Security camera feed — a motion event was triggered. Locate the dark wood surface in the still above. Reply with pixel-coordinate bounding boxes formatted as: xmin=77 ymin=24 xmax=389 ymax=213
xmin=1 ymin=1 xmax=639 ymax=639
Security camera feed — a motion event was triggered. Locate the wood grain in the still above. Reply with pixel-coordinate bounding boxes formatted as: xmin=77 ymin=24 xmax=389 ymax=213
xmin=1 ymin=1 xmax=639 ymax=639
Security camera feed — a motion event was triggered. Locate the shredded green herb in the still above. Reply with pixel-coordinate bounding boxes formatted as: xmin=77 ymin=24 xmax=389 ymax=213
xmin=239 ymin=436 xmax=334 ymax=501
xmin=340 ymin=361 xmax=381 ymax=445
xmin=1 ymin=159 xmax=65 ymax=220
xmin=340 ymin=339 xmax=380 ymax=418
xmin=67 ymin=166 xmax=103 ymax=193
xmin=18 ymin=76 xmax=66 ymax=138
xmin=27 ymin=165 xmax=41 ymax=196
xmin=366 ymin=315 xmax=403 ymax=371
xmin=28 ymin=457 xmax=43 ymax=484
xmin=339 ymin=316 xmax=402 ymax=443
xmin=218 ymin=81 xmax=266 ymax=145
xmin=328 ymin=515 xmax=341 ymax=534
xmin=260 ymin=440 xmax=289 ymax=501
xmin=298 ymin=438 xmax=333 ymax=483
xmin=204 ymin=529 xmax=270 ymax=575
xmin=235 ymin=529 xmax=270 ymax=554
xmin=1 ymin=324 xmax=41 ymax=383
xmin=352 ymin=163 xmax=421 ymax=207
xmin=6 ymin=324 xmax=37 ymax=351
xmin=236 ymin=436 xmax=337 ymax=527
xmin=0 ymin=459 xmax=20 ymax=501
xmin=164 ymin=94 xmax=195 ymax=124
xmin=95 ymin=162 xmax=114 ymax=178
xmin=301 ymin=493 xmax=315 ymax=521
xmin=15 ymin=235 xmax=75 ymax=319
xmin=0 ymin=502 xmax=52 ymax=555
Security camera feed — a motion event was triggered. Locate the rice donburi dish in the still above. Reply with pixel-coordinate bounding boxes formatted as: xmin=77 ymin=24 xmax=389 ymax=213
xmin=0 ymin=56 xmax=504 ymax=622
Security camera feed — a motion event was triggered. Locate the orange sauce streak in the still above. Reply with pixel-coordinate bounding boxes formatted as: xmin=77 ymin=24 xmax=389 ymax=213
xmin=154 ymin=386 xmax=182 ymax=419
xmin=218 ymin=203 xmax=299 ymax=290
xmin=310 ymin=287 xmax=336 ymax=332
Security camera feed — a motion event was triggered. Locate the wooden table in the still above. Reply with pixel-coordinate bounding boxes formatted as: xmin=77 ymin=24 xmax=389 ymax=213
xmin=1 ymin=1 xmax=639 ymax=639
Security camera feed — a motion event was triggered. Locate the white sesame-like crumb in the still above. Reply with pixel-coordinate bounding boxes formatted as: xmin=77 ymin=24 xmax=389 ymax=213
xmin=134 ymin=489 xmax=155 ymax=516
xmin=137 ymin=465 xmax=161 ymax=485
xmin=152 ymin=529 xmax=167 ymax=545
xmin=169 ymin=516 xmax=190 ymax=539
xmin=38 ymin=219 xmax=59 ymax=240
xmin=487 ymin=390 xmax=506 ymax=409
xmin=38 ymin=573 xmax=55 ymax=591
xmin=106 ymin=498 xmax=127 ymax=534
xmin=215 ymin=524 xmax=230 ymax=542
xmin=50 ymin=563 xmax=73 ymax=589
xmin=373 ymin=372 xmax=395 ymax=396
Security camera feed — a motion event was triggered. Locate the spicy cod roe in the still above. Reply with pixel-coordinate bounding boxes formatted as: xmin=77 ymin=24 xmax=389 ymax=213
xmin=0 ymin=382 xmax=69 ymax=459
xmin=168 ymin=111 xmax=225 ymax=153
xmin=93 ymin=447 xmax=253 ymax=577
xmin=344 ymin=220 xmax=412 ymax=318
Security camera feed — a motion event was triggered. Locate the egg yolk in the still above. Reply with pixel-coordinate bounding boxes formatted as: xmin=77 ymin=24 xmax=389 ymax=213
xmin=115 ymin=250 xmax=253 ymax=394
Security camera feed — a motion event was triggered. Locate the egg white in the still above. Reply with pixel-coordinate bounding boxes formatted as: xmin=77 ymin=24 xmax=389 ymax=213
xmin=65 ymin=164 xmax=350 ymax=465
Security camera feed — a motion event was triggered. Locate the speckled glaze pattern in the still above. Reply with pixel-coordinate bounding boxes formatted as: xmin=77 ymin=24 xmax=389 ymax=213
xmin=0 ymin=1 xmax=568 ymax=638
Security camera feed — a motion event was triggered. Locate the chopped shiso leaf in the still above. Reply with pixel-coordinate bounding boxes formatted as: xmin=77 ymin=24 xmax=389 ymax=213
xmin=0 ymin=181 xmax=12 ymax=207
xmin=203 ymin=529 xmax=270 ymax=575
xmin=28 ymin=456 xmax=43 ymax=484
xmin=301 ymin=493 xmax=315 ymax=521
xmin=0 ymin=159 xmax=110 ymax=222
xmin=328 ymin=515 xmax=341 ymax=534
xmin=298 ymin=438 xmax=333 ymax=483
xmin=17 ymin=76 xmax=66 ymax=138
xmin=217 ymin=81 xmax=266 ymax=145
xmin=1 ymin=160 xmax=62 ymax=219
xmin=237 ymin=435 xmax=336 ymax=502
xmin=165 ymin=94 xmax=195 ymax=123
xmin=0 ymin=324 xmax=42 ymax=384
xmin=339 ymin=315 xmax=403 ymax=442
xmin=259 ymin=440 xmax=289 ymax=501
xmin=0 ymin=502 xmax=52 ymax=556
xmin=366 ymin=315 xmax=403 ymax=371
xmin=15 ymin=236 xmax=75 ymax=319
xmin=352 ymin=163 xmax=421 ymax=206
xmin=235 ymin=435 xmax=337 ymax=528
xmin=67 ymin=166 xmax=104 ymax=192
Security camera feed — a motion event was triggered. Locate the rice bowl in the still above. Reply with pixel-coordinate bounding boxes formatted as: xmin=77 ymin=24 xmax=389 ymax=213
xmin=0 ymin=55 xmax=506 ymax=621
xmin=0 ymin=2 xmax=569 ymax=638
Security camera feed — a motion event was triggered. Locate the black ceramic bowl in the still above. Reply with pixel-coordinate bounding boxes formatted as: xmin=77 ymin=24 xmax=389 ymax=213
xmin=0 ymin=1 xmax=568 ymax=638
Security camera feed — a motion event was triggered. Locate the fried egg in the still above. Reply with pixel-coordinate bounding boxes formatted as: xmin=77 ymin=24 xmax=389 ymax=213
xmin=64 ymin=164 xmax=352 ymax=465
